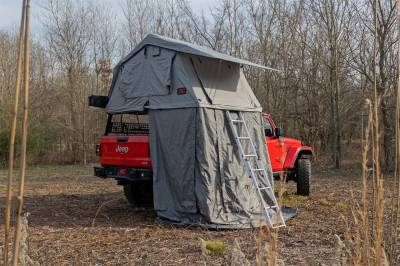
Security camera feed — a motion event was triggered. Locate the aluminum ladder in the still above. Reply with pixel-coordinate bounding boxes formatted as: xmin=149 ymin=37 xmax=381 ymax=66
xmin=226 ymin=110 xmax=286 ymax=228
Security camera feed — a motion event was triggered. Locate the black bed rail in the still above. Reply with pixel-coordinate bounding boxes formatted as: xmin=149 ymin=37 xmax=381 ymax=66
xmin=107 ymin=122 xmax=149 ymax=135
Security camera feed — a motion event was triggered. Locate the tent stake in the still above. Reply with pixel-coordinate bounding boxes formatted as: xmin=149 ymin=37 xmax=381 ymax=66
xmin=3 ymin=0 xmax=27 ymax=265
xmin=11 ymin=0 xmax=30 ymax=265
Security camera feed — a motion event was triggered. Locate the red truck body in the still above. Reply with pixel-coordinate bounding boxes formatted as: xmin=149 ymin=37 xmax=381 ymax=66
xmin=97 ymin=114 xmax=312 ymax=174
xmin=262 ymin=114 xmax=313 ymax=173
xmin=94 ymin=113 xmax=313 ymax=199
xmin=99 ymin=136 xmax=152 ymax=168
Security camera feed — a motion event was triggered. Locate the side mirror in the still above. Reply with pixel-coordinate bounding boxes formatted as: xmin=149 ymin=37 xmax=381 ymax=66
xmin=265 ymin=128 xmax=273 ymax=137
xmin=275 ymin=127 xmax=283 ymax=137
xmin=88 ymin=95 xmax=109 ymax=108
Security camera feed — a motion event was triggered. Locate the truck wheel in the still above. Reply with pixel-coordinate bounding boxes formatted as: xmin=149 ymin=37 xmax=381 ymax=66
xmin=123 ymin=183 xmax=153 ymax=208
xmin=296 ymin=159 xmax=311 ymax=196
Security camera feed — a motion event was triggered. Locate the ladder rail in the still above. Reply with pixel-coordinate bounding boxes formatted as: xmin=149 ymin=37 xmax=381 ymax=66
xmin=256 ymin=160 xmax=286 ymax=226
xmin=249 ymin=162 xmax=285 ymax=227
xmin=238 ymin=112 xmax=259 ymax=160
xmin=226 ymin=112 xmax=249 ymax=163
xmin=226 ymin=110 xmax=285 ymax=228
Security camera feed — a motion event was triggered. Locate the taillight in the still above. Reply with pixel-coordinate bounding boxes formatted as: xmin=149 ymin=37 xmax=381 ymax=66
xmin=119 ymin=168 xmax=127 ymax=175
xmin=96 ymin=144 xmax=101 ymax=156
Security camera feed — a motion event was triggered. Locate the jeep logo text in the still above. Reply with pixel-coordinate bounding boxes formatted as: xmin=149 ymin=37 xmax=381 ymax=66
xmin=116 ymin=145 xmax=129 ymax=154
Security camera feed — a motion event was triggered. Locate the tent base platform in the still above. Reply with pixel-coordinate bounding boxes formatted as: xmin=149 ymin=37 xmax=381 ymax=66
xmin=155 ymin=208 xmax=297 ymax=229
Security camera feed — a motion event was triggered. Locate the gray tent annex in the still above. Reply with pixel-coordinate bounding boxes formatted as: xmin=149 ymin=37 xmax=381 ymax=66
xmin=107 ymin=34 xmax=280 ymax=228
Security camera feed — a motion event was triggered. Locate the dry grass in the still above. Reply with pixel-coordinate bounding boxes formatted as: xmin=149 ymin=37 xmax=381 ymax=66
xmin=336 ymin=201 xmax=348 ymax=210
xmin=0 ymin=164 xmax=378 ymax=265
xmin=341 ymin=98 xmax=398 ymax=264
xmin=337 ymin=3 xmax=400 ymax=264
xmin=200 ymin=239 xmax=227 ymax=255
xmin=318 ymin=198 xmax=330 ymax=206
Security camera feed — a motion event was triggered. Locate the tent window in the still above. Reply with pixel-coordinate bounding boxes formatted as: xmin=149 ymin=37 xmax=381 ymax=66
xmin=152 ymin=47 xmax=162 ymax=57
xmin=119 ymin=47 xmax=176 ymax=98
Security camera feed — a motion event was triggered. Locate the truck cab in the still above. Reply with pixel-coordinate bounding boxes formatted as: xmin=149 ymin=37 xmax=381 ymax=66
xmin=263 ymin=114 xmax=313 ymax=195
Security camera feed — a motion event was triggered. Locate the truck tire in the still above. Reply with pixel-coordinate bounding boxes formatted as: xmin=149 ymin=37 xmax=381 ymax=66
xmin=123 ymin=183 xmax=153 ymax=208
xmin=296 ymin=158 xmax=311 ymax=196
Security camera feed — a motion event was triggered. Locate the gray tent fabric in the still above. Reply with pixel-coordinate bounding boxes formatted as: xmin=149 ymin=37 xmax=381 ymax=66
xmin=149 ymin=107 xmax=277 ymax=227
xmin=190 ymin=56 xmax=261 ymax=111
xmin=107 ymin=52 xmax=262 ymax=113
xmin=149 ymin=108 xmax=198 ymax=218
xmin=118 ymin=34 xmax=279 ymax=72
xmin=120 ymin=47 xmax=176 ymax=98
xmin=194 ymin=109 xmax=275 ymax=226
xmin=106 ymin=34 xmax=286 ymax=228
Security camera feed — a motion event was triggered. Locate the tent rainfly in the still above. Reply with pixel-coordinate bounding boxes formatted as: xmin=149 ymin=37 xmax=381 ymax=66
xmin=107 ymin=34 xmax=282 ymax=228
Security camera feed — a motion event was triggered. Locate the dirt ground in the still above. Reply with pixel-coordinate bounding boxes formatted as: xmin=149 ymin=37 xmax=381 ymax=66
xmin=0 ymin=164 xmax=395 ymax=265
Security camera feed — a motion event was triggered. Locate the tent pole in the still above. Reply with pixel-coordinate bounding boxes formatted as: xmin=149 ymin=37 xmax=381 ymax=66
xmin=12 ymin=0 xmax=30 ymax=265
xmin=3 ymin=0 xmax=27 ymax=264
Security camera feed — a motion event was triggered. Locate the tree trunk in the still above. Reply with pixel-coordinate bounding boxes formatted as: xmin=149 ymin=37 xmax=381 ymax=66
xmin=334 ymin=38 xmax=341 ymax=169
xmin=381 ymin=99 xmax=392 ymax=171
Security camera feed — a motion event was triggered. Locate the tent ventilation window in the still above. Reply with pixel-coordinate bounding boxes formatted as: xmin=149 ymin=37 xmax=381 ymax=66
xmin=153 ymin=47 xmax=162 ymax=57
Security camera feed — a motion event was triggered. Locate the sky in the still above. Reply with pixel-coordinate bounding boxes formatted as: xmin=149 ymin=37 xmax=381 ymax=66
xmin=0 ymin=0 xmax=216 ymax=33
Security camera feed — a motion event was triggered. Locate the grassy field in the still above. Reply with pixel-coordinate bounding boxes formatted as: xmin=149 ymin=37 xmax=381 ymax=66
xmin=0 ymin=164 xmax=393 ymax=265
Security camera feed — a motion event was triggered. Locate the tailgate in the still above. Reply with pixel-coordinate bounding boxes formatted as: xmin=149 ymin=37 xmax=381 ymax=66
xmin=99 ymin=136 xmax=152 ymax=168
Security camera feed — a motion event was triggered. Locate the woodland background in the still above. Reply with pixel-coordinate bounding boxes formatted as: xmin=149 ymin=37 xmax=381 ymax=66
xmin=0 ymin=0 xmax=397 ymax=169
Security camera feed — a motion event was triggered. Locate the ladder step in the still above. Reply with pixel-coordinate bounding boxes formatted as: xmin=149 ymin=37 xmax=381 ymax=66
xmin=252 ymin=168 xmax=264 ymax=172
xmin=244 ymin=154 xmax=257 ymax=158
xmin=237 ymin=136 xmax=250 ymax=140
xmin=272 ymin=224 xmax=286 ymax=229
xmin=267 ymin=205 xmax=279 ymax=209
xmin=259 ymin=186 xmax=271 ymax=190
xmin=232 ymin=119 xmax=244 ymax=123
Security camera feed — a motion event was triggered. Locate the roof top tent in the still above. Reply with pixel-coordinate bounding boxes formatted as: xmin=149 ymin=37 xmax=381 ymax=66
xmin=106 ymin=34 xmax=281 ymax=228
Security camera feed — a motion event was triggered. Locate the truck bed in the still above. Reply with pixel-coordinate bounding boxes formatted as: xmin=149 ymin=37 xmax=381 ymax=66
xmin=99 ymin=118 xmax=152 ymax=169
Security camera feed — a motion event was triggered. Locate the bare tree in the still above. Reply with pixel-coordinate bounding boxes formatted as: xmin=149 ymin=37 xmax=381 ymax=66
xmin=43 ymin=0 xmax=94 ymax=163
xmin=0 ymin=0 xmax=397 ymax=171
xmin=351 ymin=0 xmax=397 ymax=170
xmin=308 ymin=0 xmax=351 ymax=168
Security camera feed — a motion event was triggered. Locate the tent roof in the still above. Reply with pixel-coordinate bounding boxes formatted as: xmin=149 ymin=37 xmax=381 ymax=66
xmin=119 ymin=34 xmax=279 ymax=71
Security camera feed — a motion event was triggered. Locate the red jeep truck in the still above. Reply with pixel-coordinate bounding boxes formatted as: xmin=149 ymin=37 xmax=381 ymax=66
xmin=94 ymin=113 xmax=313 ymax=206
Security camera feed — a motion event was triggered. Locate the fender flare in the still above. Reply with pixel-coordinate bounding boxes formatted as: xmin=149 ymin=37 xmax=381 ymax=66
xmin=283 ymin=147 xmax=313 ymax=169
